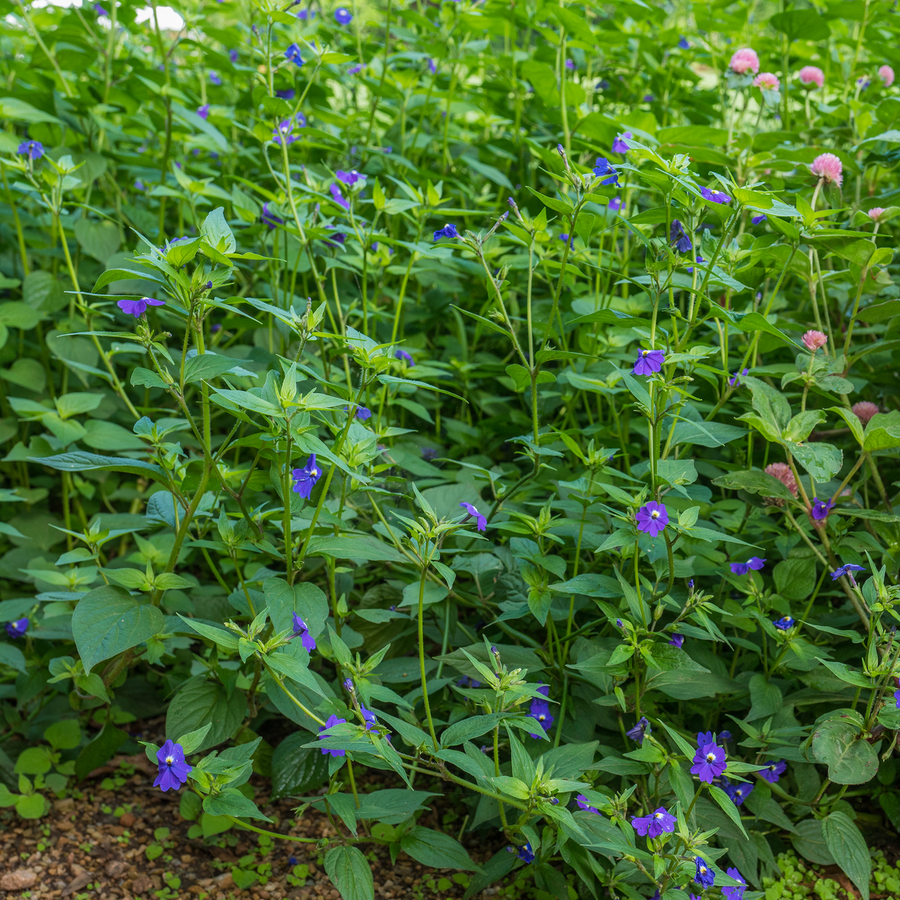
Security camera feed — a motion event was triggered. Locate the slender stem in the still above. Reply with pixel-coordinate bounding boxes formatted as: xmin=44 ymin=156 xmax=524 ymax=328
xmin=417 ymin=562 xmax=439 ymax=751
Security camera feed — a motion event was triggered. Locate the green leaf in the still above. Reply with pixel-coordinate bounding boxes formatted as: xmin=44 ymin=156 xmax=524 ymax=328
xmin=787 ymin=441 xmax=842 ymax=481
xmin=399 ymin=826 xmax=482 ymax=871
xmin=200 ymin=207 xmax=236 ymax=253
xmin=791 ymin=818 xmax=836 ymax=866
xmin=747 ymin=674 xmax=783 ymax=721
xmin=811 ymin=716 xmax=878 ymax=784
xmin=441 ymin=714 xmax=505 ymax=747
xmin=271 ymin=733 xmax=331 ymax=800
xmin=305 ymin=535 xmax=406 ymax=563
xmin=29 ymin=451 xmax=167 ymax=482
xmin=15 ymin=793 xmax=47 ymax=819
xmin=0 ymin=97 xmax=62 ymax=124
xmin=72 ymin=585 xmax=165 ymax=675
xmin=74 ymin=719 xmax=128 ymax=782
xmin=165 ymin=677 xmax=246 ymax=752
xmin=0 ymin=643 xmax=27 ymax=673
xmin=324 ymin=846 xmax=374 ymax=900
xmin=44 ymin=719 xmax=82 ymax=750
xmin=864 ymin=411 xmax=900 ymax=452
xmin=707 ymin=785 xmax=749 ymax=838
xmin=183 ymin=353 xmax=250 ymax=384
xmin=773 ymin=558 xmax=816 ymax=600
xmin=711 ymin=469 xmax=794 ymax=500
xmin=74 ymin=219 xmax=121 ymax=263
xmin=203 ymin=789 xmax=272 ymax=821
xmin=770 ymin=8 xmax=830 ymax=41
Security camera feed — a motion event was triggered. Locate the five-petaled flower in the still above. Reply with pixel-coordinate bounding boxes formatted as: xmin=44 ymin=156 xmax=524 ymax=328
xmin=154 ymin=739 xmax=192 ymax=792
xmin=592 ymin=157 xmax=619 ymax=185
xmin=691 ymin=741 xmax=727 ymax=782
xmin=352 ymin=405 xmax=372 ymax=420
xmin=895 ymin=689 xmax=900 ymax=710
xmin=576 ymin=794 xmax=600 ymax=814
xmin=5 ymin=618 xmax=28 ymax=639
xmin=723 ymin=780 xmax=754 ymax=806
xmin=723 ymin=867 xmax=747 ymax=900
xmin=832 ymin=563 xmax=865 ymax=582
xmin=292 ymin=613 xmax=316 ymax=652
xmin=513 ymin=843 xmax=535 ymax=864
xmin=334 ymin=6 xmax=352 ymax=23
xmin=678 ymin=36 xmax=689 ymax=50
xmin=460 ymin=501 xmax=487 ymax=533
xmin=18 ymin=140 xmax=44 ymax=160
xmin=774 ymin=616 xmax=795 ymax=631
xmin=631 ymin=807 xmax=677 ymax=838
xmin=636 ymin=501 xmax=669 ymax=537
xmin=670 ymin=219 xmax=692 ymax=253
xmin=700 ymin=186 xmax=732 ymax=204
xmin=612 ymin=132 xmax=632 ymax=154
xmin=695 ymin=857 xmax=715 ymax=889
xmin=811 ymin=497 xmax=834 ymax=520
xmin=317 ymin=715 xmax=347 ymax=756
xmin=197 ymin=104 xmax=210 ymax=119
xmin=632 ymin=348 xmax=665 ymax=376
xmin=625 ymin=716 xmax=651 ymax=744
xmin=337 ymin=169 xmax=364 ymax=185
xmin=527 ymin=685 xmax=553 ymax=739
xmin=759 ymin=759 xmax=787 ymax=783
xmin=285 ymin=43 xmax=304 ymax=66
xmin=291 ymin=454 xmax=321 ymax=499
xmin=118 ymin=297 xmax=165 ymax=318
xmin=433 ymin=223 xmax=458 ymax=241
xmin=730 ymin=557 xmax=765 ymax=575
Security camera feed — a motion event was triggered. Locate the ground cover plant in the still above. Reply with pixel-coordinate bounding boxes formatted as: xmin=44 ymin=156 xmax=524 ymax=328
xmin=1 ymin=0 xmax=900 ymax=897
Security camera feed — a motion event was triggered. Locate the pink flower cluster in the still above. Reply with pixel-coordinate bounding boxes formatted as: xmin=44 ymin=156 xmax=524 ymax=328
xmin=879 ymin=65 xmax=895 ymax=87
xmin=799 ymin=66 xmax=824 ymax=89
xmin=753 ymin=73 xmax=780 ymax=90
xmin=802 ymin=330 xmax=828 ymax=352
xmin=810 ymin=153 xmax=843 ymax=187
xmin=729 ymin=48 xmax=759 ymax=75
xmin=868 ymin=207 xmax=886 ymax=222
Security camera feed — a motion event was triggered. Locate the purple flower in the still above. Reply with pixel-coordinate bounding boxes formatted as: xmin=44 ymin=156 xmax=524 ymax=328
xmin=697 ymin=731 xmax=715 ymax=746
xmin=678 ymin=36 xmax=690 ymax=49
xmin=609 ymin=196 xmax=622 ymax=212
xmin=565 ymin=58 xmax=575 ymax=70
xmin=360 ymin=706 xmax=379 ymax=732
xmin=348 ymin=64 xmax=363 ymax=74
xmin=17 ymin=140 xmax=44 ymax=160
xmin=558 ymin=233 xmax=574 ymax=248
xmin=210 ymin=72 xmax=222 ymax=86
xmin=759 ymin=759 xmax=787 ymax=783
xmin=336 ymin=169 xmax=364 ymax=185
xmin=719 ymin=730 xmax=732 ymax=743
xmin=635 ymin=501 xmax=668 ymax=537
xmin=691 ymin=742 xmax=727 ymax=782
xmin=631 ymin=807 xmax=677 ymax=838
xmin=291 ymin=453 xmax=321 ymax=499
xmin=211 ymin=323 xmax=222 ymax=333
xmin=729 ymin=367 xmax=749 ymax=387
xmin=276 ymin=88 xmax=296 ymax=99
xmin=512 ymin=843 xmax=534 ymax=864
xmin=895 ymin=689 xmax=900 ymax=710
xmin=730 ymin=557 xmax=765 ymax=575
xmin=323 ymin=227 xmax=346 ymax=245
xmin=723 ymin=868 xmax=747 ymax=900
xmin=832 ymin=563 xmax=865 ymax=582
xmin=811 ymin=497 xmax=834 ymax=520
xmin=632 ymin=348 xmax=665 ymax=376
xmin=695 ymin=857 xmax=714 ymax=888
xmin=724 ymin=780 xmax=753 ymax=806
xmin=460 ymin=501 xmax=487 ymax=533
xmin=527 ymin=685 xmax=553 ymax=739
xmin=118 ymin=296 xmax=165 ymax=318
xmin=317 ymin=715 xmax=347 ymax=756
xmin=433 ymin=223 xmax=459 ymax=241
xmin=625 ymin=716 xmax=651 ymax=744
xmin=669 ymin=634 xmax=684 ymax=648
xmin=334 ymin=6 xmax=352 ymax=23
xmin=395 ymin=349 xmax=414 ymax=365
xmin=774 ymin=616 xmax=795 ymax=631
xmin=285 ymin=43 xmax=304 ymax=66
xmin=670 ymin=219 xmax=693 ymax=253
xmin=422 ymin=447 xmax=437 ymax=460
xmin=292 ymin=613 xmax=316 ymax=652
xmin=93 ymin=2 xmax=108 ymax=13
xmin=700 ymin=186 xmax=732 ymax=204
xmin=576 ymin=795 xmax=599 ymax=814
xmin=643 ymin=94 xmax=654 ymax=102
xmin=153 ymin=739 xmax=192 ymax=792
xmin=330 ymin=183 xmax=350 ymax=210
xmin=428 ymin=58 xmax=437 ymax=74
xmin=343 ymin=677 xmax=354 ymax=692
xmin=261 ymin=203 xmax=284 ymax=229
xmin=134 ymin=179 xmax=145 ymax=191
xmin=353 ymin=405 xmax=372 ymax=420
xmin=612 ymin=132 xmax=632 ymax=154
xmin=4 ymin=618 xmax=28 ymax=639
xmin=456 ymin=676 xmax=481 ymax=688
xmin=197 ymin=104 xmax=210 ymax=119
xmin=592 ymin=157 xmax=619 ymax=186
xmin=751 ymin=213 xmax=767 ymax=225
xmin=229 ymin=49 xmax=239 ymax=63
xmin=686 ymin=253 xmax=704 ymax=274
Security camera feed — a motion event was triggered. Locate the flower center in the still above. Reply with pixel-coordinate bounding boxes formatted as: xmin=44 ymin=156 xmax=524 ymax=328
xmin=651 ymin=511 xmax=659 ymax=518
xmin=706 ymin=752 xmax=716 ymax=762
xmin=165 ymin=756 xmax=174 ymax=766
xmin=654 ymin=812 xmax=663 ymax=819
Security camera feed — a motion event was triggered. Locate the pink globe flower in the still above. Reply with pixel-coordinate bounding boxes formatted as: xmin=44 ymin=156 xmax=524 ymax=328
xmin=802 ymin=330 xmax=828 ymax=351
xmin=851 ymin=401 xmax=879 ymax=425
xmin=729 ymin=48 xmax=759 ymax=75
xmin=810 ymin=153 xmax=843 ymax=186
xmin=868 ymin=207 xmax=886 ymax=222
xmin=879 ymin=65 xmax=895 ymax=87
xmin=753 ymin=72 xmax=780 ymax=90
xmin=765 ymin=462 xmax=799 ymax=498
xmin=799 ymin=66 xmax=824 ymax=89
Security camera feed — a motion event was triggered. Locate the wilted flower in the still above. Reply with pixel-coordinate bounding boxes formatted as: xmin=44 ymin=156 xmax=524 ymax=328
xmin=799 ymin=66 xmax=824 ymax=88
xmin=669 ymin=634 xmax=684 ymax=648
xmin=730 ymin=557 xmax=765 ymax=575
xmin=670 ymin=219 xmax=692 ymax=253
xmin=285 ymin=43 xmax=304 ymax=66
xmin=334 ymin=6 xmax=352 ymax=23
xmin=460 ymin=501 xmax=487 ymax=533
xmin=625 ymin=716 xmax=651 ymax=744
xmin=811 ymin=497 xmax=834 ymax=520
xmin=810 ymin=153 xmax=842 ymax=186
xmin=154 ymin=740 xmax=191 ymax=792
xmin=433 ymin=223 xmax=459 ymax=241
xmin=631 ymin=807 xmax=677 ymax=838
xmin=395 ymin=349 xmax=414 ymax=365
xmin=774 ymin=616 xmax=795 ymax=631
xmin=879 ymin=64 xmax=895 ymax=87
xmin=751 ymin=213 xmax=767 ymax=225
xmin=759 ymin=759 xmax=787 ymax=783
xmin=691 ymin=742 xmax=727 ymax=782
xmin=527 ymin=685 xmax=553 ymax=739
xmin=118 ymin=297 xmax=165 ymax=318
xmin=852 ymin=401 xmax=879 ymax=424
xmin=292 ymin=613 xmax=316 ymax=652
xmin=719 ymin=730 xmax=732 ymax=742
xmin=317 ymin=715 xmax=347 ymax=757
xmin=753 ymin=72 xmax=780 ymax=90
xmin=636 ymin=501 xmax=668 ymax=537
xmin=802 ymin=329 xmax=828 ymax=351
xmin=291 ymin=454 xmax=321 ymax=499
xmin=729 ymin=48 xmax=760 ymax=75
xmin=832 ymin=563 xmax=865 ymax=582
xmin=700 ymin=186 xmax=732 ymax=204
xmin=612 ymin=132 xmax=632 ymax=154
xmin=17 ymin=140 xmax=44 ymax=160
xmin=632 ymin=348 xmax=665 ymax=376
xmin=4 ymin=618 xmax=28 ymax=639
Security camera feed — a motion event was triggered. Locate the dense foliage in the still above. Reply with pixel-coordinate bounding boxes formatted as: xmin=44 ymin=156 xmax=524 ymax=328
xmin=2 ymin=0 xmax=900 ymax=897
